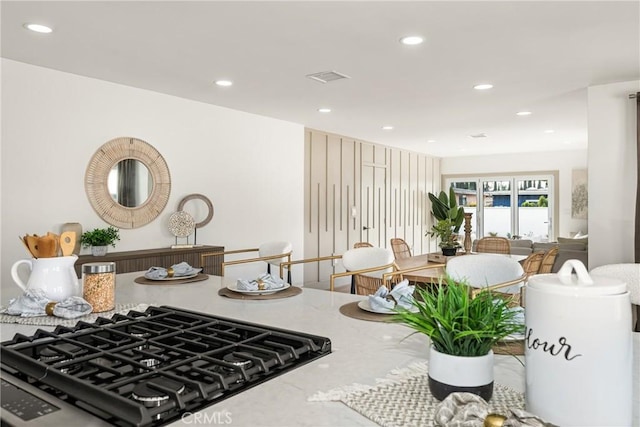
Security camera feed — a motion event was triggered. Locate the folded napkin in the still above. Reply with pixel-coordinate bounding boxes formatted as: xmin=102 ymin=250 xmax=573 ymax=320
xmin=236 ymin=273 xmax=286 ymax=291
xmin=145 ymin=261 xmax=200 ymax=279
xmin=368 ymin=279 xmax=415 ymax=312
xmin=433 ymin=392 xmax=551 ymax=427
xmin=2 ymin=289 xmax=92 ymax=319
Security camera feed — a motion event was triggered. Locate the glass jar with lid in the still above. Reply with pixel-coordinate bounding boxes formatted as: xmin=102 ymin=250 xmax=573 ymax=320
xmin=82 ymin=262 xmax=116 ymax=312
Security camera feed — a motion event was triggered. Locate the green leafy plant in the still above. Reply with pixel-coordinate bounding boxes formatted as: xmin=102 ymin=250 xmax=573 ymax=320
xmin=427 ymin=188 xmax=465 ymax=249
xmin=428 ymin=219 xmax=461 ymax=249
xmin=80 ymin=226 xmax=120 ymax=248
xmin=428 ymin=188 xmax=464 ymax=231
xmin=393 ymin=276 xmax=524 ymax=357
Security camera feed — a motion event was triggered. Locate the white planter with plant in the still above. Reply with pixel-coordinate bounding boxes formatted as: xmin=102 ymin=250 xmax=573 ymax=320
xmin=394 ymin=276 xmax=523 ymax=401
xmin=80 ymin=226 xmax=120 ymax=256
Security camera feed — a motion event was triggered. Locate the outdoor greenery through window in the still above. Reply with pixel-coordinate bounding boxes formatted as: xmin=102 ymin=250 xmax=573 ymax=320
xmin=447 ymin=175 xmax=554 ymax=242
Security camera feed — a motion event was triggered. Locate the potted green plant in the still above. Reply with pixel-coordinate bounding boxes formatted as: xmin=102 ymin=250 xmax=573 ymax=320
xmin=393 ymin=276 xmax=524 ymax=401
xmin=428 ymin=219 xmax=461 ymax=255
xmin=428 ymin=188 xmax=464 ymax=255
xmin=80 ymin=226 xmax=120 ymax=256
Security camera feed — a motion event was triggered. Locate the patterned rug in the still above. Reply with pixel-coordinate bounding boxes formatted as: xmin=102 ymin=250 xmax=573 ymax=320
xmin=309 ymin=361 xmax=524 ymax=427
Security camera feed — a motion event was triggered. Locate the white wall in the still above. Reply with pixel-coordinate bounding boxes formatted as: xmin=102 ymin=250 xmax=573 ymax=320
xmin=440 ymin=149 xmax=588 ymax=239
xmin=587 ymin=80 xmax=639 ymax=268
xmin=1 ymin=59 xmax=305 ymax=300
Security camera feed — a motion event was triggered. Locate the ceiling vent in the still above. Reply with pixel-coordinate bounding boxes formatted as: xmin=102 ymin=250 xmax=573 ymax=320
xmin=470 ymin=133 xmax=487 ymax=139
xmin=306 ymin=70 xmax=351 ymax=84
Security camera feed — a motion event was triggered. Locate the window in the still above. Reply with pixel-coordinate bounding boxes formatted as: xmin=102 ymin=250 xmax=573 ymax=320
xmin=446 ymin=174 xmax=554 ymax=242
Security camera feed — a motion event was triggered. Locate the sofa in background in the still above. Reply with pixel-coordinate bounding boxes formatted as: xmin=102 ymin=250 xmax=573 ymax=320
xmin=472 ymin=237 xmax=588 ymax=273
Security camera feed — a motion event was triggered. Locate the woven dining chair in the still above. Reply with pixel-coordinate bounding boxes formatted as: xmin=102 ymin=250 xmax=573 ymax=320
xmin=200 ymin=241 xmax=293 ymax=282
xmin=538 ymin=246 xmax=559 ymax=273
xmin=390 ymin=238 xmax=412 ymax=260
xmin=331 ymin=247 xmax=445 ymax=295
xmin=353 ymin=242 xmax=373 ymax=249
xmin=446 ymin=254 xmax=527 ymax=306
xmin=476 ymin=236 xmax=511 ymax=254
xmin=522 ymin=251 xmax=545 ymax=278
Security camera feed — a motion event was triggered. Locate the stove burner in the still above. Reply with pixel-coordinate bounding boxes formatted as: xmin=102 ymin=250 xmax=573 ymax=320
xmin=140 ymin=358 xmax=161 ymax=369
xmin=131 ymin=377 xmax=185 ymax=408
xmin=222 ymin=353 xmax=253 ymax=369
xmin=57 ymin=360 xmax=83 ymax=375
xmin=38 ymin=347 xmax=60 ymax=362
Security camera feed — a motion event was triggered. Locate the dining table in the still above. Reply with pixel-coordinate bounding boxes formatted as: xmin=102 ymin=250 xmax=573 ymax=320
xmin=394 ymin=252 xmax=528 ymax=283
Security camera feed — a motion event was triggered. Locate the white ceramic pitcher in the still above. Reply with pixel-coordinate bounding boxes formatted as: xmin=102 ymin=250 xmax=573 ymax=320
xmin=525 ymin=259 xmax=632 ymax=426
xmin=11 ymin=255 xmax=81 ymax=301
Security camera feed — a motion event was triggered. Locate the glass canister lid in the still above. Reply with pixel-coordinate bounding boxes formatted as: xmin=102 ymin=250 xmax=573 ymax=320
xmin=82 ymin=262 xmax=116 ymax=274
xmin=528 ymin=259 xmax=627 ymax=296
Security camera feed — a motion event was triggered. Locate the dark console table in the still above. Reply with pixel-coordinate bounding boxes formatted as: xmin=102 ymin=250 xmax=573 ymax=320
xmin=74 ymin=245 xmax=224 ymax=277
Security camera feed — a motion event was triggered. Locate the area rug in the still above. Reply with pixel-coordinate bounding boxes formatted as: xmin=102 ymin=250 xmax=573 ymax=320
xmin=309 ymin=361 xmax=524 ymax=427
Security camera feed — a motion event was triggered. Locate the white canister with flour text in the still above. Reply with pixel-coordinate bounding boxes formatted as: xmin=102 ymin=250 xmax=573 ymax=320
xmin=524 ymin=260 xmax=632 ymax=426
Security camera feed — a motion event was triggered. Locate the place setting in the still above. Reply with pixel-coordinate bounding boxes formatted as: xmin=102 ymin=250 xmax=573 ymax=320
xmin=134 ymin=261 xmax=207 ymax=285
xmin=218 ymin=273 xmax=302 ymax=300
xmin=339 ymin=280 xmax=417 ymax=322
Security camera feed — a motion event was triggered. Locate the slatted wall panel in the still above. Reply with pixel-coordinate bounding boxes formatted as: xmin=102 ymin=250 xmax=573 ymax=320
xmin=304 ymin=128 xmax=440 ymax=287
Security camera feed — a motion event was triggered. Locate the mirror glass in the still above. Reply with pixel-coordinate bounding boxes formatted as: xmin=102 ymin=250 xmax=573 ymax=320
xmin=107 ymin=159 xmax=152 ymax=207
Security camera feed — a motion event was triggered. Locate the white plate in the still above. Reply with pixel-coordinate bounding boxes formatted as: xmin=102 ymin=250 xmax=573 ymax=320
xmin=357 ymin=299 xmax=418 ymax=315
xmin=226 ymin=283 xmax=290 ymax=295
xmin=144 ymin=269 xmax=202 ymax=281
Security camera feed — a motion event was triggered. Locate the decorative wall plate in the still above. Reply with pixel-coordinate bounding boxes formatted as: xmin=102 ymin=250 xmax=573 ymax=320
xmin=177 ymin=194 xmax=214 ymax=228
xmin=168 ymin=211 xmax=195 ymax=238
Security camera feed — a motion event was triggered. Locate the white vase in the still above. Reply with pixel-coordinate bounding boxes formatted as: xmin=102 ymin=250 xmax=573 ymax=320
xmin=91 ymin=246 xmax=109 ymax=256
xmin=428 ymin=346 xmax=494 ymax=401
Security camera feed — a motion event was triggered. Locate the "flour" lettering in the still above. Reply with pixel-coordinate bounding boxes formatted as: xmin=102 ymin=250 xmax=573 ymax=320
xmin=525 ymin=327 xmax=582 ymax=361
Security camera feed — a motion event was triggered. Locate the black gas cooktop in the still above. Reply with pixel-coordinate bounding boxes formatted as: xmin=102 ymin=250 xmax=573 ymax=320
xmin=0 ymin=306 xmax=331 ymax=426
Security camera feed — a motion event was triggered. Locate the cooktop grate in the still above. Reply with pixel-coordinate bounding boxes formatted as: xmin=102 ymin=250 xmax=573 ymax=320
xmin=1 ymin=306 xmax=331 ymax=426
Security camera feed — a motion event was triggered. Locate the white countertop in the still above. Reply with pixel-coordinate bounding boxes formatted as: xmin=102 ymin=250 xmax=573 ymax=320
xmin=1 ymin=272 xmax=638 ymax=427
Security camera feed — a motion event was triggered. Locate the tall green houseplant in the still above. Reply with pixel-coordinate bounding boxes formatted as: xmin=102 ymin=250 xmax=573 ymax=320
xmin=427 ymin=187 xmax=465 ymax=252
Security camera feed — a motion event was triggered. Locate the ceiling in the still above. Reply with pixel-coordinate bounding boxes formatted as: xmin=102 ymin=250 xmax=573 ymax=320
xmin=2 ymin=1 xmax=639 ymax=157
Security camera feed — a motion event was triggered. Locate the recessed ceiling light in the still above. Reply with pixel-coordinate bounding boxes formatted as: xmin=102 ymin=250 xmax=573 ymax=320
xmin=544 ymin=129 xmax=555 ymax=134
xmin=473 ymin=84 xmax=493 ymax=90
xmin=470 ymin=133 xmax=487 ymax=138
xmin=214 ymin=80 xmax=233 ymax=87
xmin=24 ymin=23 xmax=53 ymax=33
xmin=516 ymin=111 xmax=532 ymax=116
xmin=382 ymin=126 xmax=394 ymax=130
xmin=318 ymin=108 xmax=331 ymax=113
xmin=400 ymin=36 xmax=424 ymax=46
xmin=427 ymin=139 xmax=436 ymax=143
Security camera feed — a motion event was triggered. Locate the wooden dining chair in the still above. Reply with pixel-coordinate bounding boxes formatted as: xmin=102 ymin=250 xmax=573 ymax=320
xmin=538 ymin=246 xmax=559 ymax=273
xmin=476 ymin=236 xmax=511 ymax=254
xmin=390 ymin=238 xmax=412 ymax=260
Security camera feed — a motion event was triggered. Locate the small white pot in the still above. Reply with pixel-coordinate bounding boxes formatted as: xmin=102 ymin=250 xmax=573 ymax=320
xmin=91 ymin=245 xmax=109 ymax=256
xmin=428 ymin=346 xmax=494 ymax=401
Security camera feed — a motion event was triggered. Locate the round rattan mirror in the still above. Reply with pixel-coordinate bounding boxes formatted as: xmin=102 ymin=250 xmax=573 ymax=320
xmin=85 ymin=137 xmax=171 ymax=228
